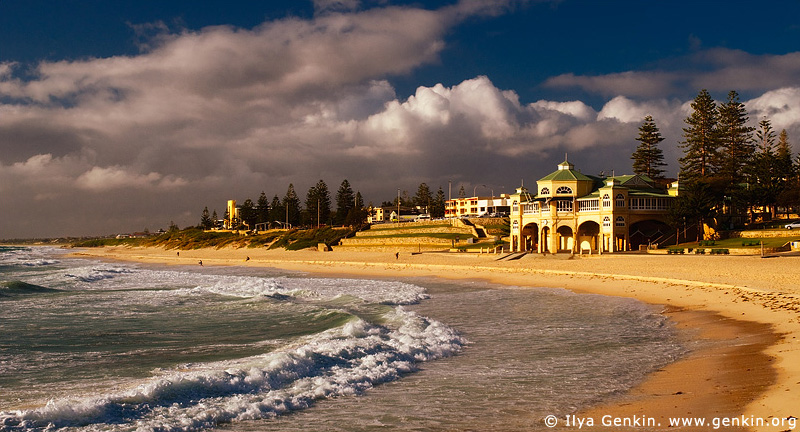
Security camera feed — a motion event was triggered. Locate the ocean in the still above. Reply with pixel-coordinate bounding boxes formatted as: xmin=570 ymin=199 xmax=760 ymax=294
xmin=0 ymin=246 xmax=684 ymax=431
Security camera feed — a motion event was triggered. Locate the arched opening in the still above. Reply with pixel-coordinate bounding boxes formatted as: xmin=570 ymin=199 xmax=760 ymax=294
xmin=541 ymin=227 xmax=550 ymax=252
xmin=629 ymin=219 xmax=672 ymax=250
xmin=577 ymin=221 xmax=600 ymax=253
xmin=521 ymin=223 xmax=539 ymax=252
xmin=556 ymin=225 xmax=574 ymax=252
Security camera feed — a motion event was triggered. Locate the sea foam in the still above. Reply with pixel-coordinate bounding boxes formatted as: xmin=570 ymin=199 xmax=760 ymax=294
xmin=0 ymin=308 xmax=464 ymax=432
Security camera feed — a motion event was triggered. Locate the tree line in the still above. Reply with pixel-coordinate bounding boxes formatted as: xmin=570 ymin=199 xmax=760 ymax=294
xmin=629 ymin=89 xmax=799 ymax=237
xmin=198 ymin=179 xmax=466 ymax=231
xmin=199 ymin=179 xmax=367 ymax=230
xmin=379 ymin=183 xmax=450 ymax=219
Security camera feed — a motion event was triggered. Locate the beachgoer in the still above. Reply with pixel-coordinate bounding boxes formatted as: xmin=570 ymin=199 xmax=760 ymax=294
xmin=246 ymin=256 xmax=250 ymax=262
xmin=395 ymin=252 xmax=399 ymax=259
xmin=198 ymin=260 xmax=203 ymax=266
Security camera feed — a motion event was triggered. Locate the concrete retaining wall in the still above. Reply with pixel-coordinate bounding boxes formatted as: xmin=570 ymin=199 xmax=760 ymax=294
xmin=340 ymin=237 xmax=457 ymax=246
xmin=358 ymin=226 xmax=473 ymax=237
xmin=729 ymin=230 xmax=798 ymax=238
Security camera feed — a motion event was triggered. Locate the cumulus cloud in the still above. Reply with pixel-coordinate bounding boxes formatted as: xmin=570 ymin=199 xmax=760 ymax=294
xmin=313 ymin=0 xmax=362 ymax=14
xmin=746 ymin=87 xmax=800 ymax=131
xmin=75 ymin=166 xmax=187 ymax=191
xmin=2 ymin=1 xmax=800 ymax=238
xmin=544 ymin=48 xmax=800 ymax=99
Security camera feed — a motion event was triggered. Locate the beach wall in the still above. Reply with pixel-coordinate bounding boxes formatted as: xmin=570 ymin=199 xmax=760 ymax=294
xmin=359 ymin=226 xmax=473 ymax=237
xmin=729 ymin=230 xmax=798 ymax=238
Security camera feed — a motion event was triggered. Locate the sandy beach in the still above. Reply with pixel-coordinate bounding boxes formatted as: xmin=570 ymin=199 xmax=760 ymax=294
xmin=73 ymin=246 xmax=800 ymax=431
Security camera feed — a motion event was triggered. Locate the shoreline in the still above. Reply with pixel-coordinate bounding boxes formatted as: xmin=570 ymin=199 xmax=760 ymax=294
xmin=71 ymin=246 xmax=800 ymax=431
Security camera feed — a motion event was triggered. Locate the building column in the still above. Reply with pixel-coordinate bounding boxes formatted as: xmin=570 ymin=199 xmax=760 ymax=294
xmin=537 ymin=229 xmax=543 ymax=253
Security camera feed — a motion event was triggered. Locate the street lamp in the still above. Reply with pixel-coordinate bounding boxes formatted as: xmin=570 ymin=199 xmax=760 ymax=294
xmin=473 ymin=184 xmax=486 ymax=216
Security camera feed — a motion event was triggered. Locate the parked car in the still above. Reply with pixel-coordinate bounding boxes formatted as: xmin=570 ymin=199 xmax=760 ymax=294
xmin=785 ymin=221 xmax=800 ymax=230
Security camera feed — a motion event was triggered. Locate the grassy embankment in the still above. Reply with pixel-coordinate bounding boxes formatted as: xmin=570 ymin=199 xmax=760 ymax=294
xmin=679 ymin=236 xmax=800 ymax=249
xmin=73 ymin=227 xmax=358 ymax=251
xmin=72 ymin=219 xmax=511 ymax=252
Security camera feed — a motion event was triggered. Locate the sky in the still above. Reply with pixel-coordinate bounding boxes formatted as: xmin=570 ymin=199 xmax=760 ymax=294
xmin=2 ymin=0 xmax=800 ymax=238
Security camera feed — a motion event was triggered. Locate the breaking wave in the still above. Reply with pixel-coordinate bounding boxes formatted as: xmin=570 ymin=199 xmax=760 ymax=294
xmin=0 ymin=309 xmax=464 ymax=431
xmin=0 ymin=281 xmax=61 ymax=298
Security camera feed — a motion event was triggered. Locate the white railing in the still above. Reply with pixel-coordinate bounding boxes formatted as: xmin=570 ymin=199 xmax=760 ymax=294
xmin=577 ymin=199 xmax=599 ymax=212
xmin=522 ymin=203 xmax=540 ymax=214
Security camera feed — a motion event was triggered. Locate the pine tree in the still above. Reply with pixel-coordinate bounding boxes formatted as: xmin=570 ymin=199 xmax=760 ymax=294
xmin=305 ymin=180 xmax=331 ymax=227
xmin=631 ymin=115 xmax=667 ymax=179
xmin=680 ymin=89 xmax=720 ymax=183
xmin=343 ymin=191 xmax=366 ymax=226
xmin=717 ymin=91 xmax=755 ymax=184
xmin=355 ymin=191 xmax=364 ymax=209
xmin=200 ymin=206 xmax=213 ymax=230
xmin=432 ymin=186 xmax=446 ymax=218
xmin=671 ymin=182 xmax=718 ymax=241
xmin=240 ymin=198 xmax=256 ymax=229
xmin=211 ymin=210 xmax=218 ymax=228
xmin=776 ymin=129 xmax=794 ymax=183
xmin=269 ymin=195 xmax=284 ymax=227
xmin=256 ymin=192 xmax=270 ymax=226
xmin=750 ymin=119 xmax=779 ymax=219
xmin=755 ymin=118 xmax=776 ymax=154
xmin=282 ymin=184 xmax=301 ymax=227
xmin=776 ymin=129 xmax=798 ymax=217
xmin=335 ymin=179 xmax=355 ymax=225
xmin=414 ymin=182 xmax=433 ymax=213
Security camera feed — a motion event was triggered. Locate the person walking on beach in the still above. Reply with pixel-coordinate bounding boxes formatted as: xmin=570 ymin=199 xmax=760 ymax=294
xmin=395 ymin=252 xmax=399 ymax=260
xmin=198 ymin=260 xmax=203 ymax=266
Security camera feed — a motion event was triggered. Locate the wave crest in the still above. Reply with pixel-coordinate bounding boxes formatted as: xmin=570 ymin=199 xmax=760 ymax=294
xmin=0 ymin=309 xmax=464 ymax=432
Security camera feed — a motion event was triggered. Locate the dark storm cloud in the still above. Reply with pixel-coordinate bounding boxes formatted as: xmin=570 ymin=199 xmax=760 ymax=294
xmin=1 ymin=1 xmax=799 ymax=238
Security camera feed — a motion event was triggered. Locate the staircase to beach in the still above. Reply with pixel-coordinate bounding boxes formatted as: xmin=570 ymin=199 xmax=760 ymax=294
xmin=338 ymin=219 xmax=489 ymax=251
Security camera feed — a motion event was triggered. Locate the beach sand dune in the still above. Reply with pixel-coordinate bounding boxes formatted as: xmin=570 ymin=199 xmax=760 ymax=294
xmin=74 ymin=246 xmax=800 ymax=431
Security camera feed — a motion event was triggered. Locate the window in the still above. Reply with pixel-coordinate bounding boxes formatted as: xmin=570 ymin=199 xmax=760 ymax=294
xmin=603 ymin=216 xmax=611 ymax=228
xmin=629 ymin=197 xmax=671 ymax=210
xmin=556 ymin=200 xmax=573 ymax=213
xmin=556 ymin=186 xmax=573 ymax=195
xmin=615 ymin=216 xmax=625 ymax=227
xmin=540 ymin=187 xmax=550 ymax=195
xmin=523 ymin=202 xmax=539 ymax=214
xmin=512 ymin=201 xmax=519 ymax=213
xmin=602 ymin=194 xmax=611 ymax=208
xmin=578 ymin=199 xmax=599 ymax=212
xmin=615 ymin=193 xmax=625 ymax=207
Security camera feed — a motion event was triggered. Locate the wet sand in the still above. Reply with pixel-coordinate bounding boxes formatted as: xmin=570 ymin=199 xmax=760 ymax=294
xmin=72 ymin=246 xmax=800 ymax=431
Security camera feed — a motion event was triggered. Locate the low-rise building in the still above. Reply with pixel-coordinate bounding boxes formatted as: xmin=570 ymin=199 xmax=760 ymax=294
xmin=509 ymin=160 xmax=677 ymax=253
xmin=368 ymin=206 xmax=420 ymax=223
xmin=445 ymin=195 xmax=511 ymax=218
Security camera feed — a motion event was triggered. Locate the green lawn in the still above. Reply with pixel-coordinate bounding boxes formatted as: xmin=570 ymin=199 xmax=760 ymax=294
xmin=358 ymin=232 xmax=477 ymax=241
xmin=367 ymin=223 xmax=452 ymax=231
xmin=678 ymin=236 xmax=800 ymax=249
